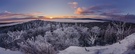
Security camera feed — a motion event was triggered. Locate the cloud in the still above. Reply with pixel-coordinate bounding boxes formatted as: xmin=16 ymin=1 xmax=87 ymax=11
xmin=74 ymin=7 xmax=135 ymax=22
xmin=4 ymin=11 xmax=11 ymax=13
xmin=68 ymin=2 xmax=78 ymax=8
xmin=0 ymin=11 xmax=44 ymax=19
xmin=74 ymin=4 xmax=114 ymax=15
xmin=0 ymin=12 xmax=29 ymax=19
xmin=28 ymin=12 xmax=44 ymax=16
xmin=88 ymin=4 xmax=112 ymax=10
xmin=75 ymin=7 xmax=84 ymax=15
xmin=100 ymin=9 xmax=123 ymax=18
xmin=75 ymin=7 xmax=95 ymax=15
xmin=74 ymin=4 xmax=125 ymax=19
xmin=0 ymin=11 xmax=45 ymax=23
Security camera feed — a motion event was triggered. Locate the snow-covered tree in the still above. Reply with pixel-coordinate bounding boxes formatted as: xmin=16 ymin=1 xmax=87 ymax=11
xmin=112 ymin=22 xmax=131 ymax=41
xmin=44 ymin=27 xmax=81 ymax=50
xmin=6 ymin=31 xmax=25 ymax=44
xmin=19 ymin=35 xmax=56 ymax=54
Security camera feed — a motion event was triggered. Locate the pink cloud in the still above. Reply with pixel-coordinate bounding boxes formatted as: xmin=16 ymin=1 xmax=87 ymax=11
xmin=75 ymin=7 xmax=95 ymax=15
xmin=74 ymin=4 xmax=123 ymax=18
xmin=0 ymin=11 xmax=44 ymax=19
xmin=28 ymin=12 xmax=44 ymax=16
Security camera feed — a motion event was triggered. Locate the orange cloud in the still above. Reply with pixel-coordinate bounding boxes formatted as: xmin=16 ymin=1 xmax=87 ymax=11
xmin=75 ymin=7 xmax=95 ymax=15
xmin=75 ymin=7 xmax=84 ymax=15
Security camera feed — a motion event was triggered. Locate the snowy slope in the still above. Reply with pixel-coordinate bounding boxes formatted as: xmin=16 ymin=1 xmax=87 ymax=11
xmin=59 ymin=33 xmax=135 ymax=54
xmin=0 ymin=47 xmax=22 ymax=54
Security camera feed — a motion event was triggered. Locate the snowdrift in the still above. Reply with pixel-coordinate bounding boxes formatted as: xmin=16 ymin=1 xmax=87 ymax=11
xmin=0 ymin=47 xmax=22 ymax=54
xmin=59 ymin=33 xmax=135 ymax=54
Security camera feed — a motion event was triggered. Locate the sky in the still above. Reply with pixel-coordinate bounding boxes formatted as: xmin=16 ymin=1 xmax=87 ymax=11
xmin=0 ymin=0 xmax=135 ymax=22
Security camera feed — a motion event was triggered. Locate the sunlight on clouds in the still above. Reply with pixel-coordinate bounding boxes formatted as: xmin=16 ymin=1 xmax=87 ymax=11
xmin=75 ymin=7 xmax=84 ymax=15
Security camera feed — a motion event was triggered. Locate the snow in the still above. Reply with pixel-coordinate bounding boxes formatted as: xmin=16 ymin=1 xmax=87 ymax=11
xmin=0 ymin=47 xmax=23 ymax=54
xmin=59 ymin=33 xmax=135 ymax=54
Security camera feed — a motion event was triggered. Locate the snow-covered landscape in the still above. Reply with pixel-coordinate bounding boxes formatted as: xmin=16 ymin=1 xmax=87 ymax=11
xmin=59 ymin=33 xmax=135 ymax=54
xmin=1 ymin=33 xmax=135 ymax=54
xmin=0 ymin=19 xmax=135 ymax=54
xmin=0 ymin=0 xmax=135 ymax=54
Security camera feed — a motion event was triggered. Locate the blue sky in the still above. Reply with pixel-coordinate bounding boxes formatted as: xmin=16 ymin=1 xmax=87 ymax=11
xmin=0 ymin=0 xmax=135 ymax=19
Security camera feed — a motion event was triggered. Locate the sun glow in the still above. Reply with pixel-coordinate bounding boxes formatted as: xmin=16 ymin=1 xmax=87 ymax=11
xmin=49 ymin=17 xmax=53 ymax=19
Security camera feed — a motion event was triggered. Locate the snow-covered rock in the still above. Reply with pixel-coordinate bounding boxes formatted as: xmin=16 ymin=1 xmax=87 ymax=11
xmin=0 ymin=47 xmax=23 ymax=54
xmin=59 ymin=33 xmax=135 ymax=54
